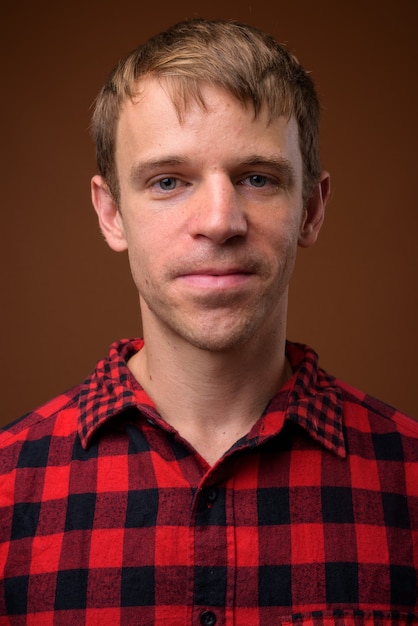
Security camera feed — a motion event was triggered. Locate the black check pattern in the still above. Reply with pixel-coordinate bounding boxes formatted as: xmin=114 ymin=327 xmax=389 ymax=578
xmin=0 ymin=338 xmax=417 ymax=624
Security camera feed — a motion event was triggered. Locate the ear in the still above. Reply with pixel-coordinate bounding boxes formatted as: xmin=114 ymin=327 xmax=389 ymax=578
xmin=298 ymin=171 xmax=331 ymax=248
xmin=91 ymin=175 xmax=128 ymax=252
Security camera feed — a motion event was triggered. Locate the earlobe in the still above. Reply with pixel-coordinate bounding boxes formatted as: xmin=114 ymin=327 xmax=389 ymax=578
xmin=298 ymin=171 xmax=330 ymax=248
xmin=91 ymin=175 xmax=128 ymax=252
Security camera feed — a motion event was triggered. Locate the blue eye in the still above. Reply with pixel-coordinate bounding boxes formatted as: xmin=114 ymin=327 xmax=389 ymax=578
xmin=248 ymin=175 xmax=267 ymax=187
xmin=158 ymin=177 xmax=177 ymax=190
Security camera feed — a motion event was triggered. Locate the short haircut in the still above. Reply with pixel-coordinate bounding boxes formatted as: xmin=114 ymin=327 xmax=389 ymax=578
xmin=91 ymin=18 xmax=322 ymax=203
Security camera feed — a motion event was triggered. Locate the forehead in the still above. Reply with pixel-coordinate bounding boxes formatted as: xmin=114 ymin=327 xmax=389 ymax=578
xmin=116 ymin=78 xmax=302 ymax=172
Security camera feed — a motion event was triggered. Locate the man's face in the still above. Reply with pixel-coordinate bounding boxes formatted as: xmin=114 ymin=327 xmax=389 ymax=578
xmin=93 ymin=78 xmax=327 ymax=352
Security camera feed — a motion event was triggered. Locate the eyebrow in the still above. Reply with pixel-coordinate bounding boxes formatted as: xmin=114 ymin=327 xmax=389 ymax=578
xmin=129 ymin=158 xmax=188 ymax=185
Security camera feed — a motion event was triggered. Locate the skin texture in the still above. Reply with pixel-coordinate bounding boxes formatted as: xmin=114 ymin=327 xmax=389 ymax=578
xmin=92 ymin=79 xmax=330 ymax=464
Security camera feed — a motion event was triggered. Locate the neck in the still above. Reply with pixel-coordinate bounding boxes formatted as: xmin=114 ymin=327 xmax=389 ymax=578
xmin=128 ymin=316 xmax=290 ymax=465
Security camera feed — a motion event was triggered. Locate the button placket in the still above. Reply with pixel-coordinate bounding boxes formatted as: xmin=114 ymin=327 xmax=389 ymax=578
xmin=192 ymin=482 xmax=228 ymax=623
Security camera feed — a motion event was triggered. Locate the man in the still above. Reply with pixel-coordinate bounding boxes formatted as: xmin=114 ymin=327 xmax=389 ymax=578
xmin=0 ymin=18 xmax=417 ymax=625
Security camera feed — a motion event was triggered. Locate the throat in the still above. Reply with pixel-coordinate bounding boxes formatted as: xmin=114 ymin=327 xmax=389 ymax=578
xmin=127 ymin=337 xmax=292 ymax=465
xmin=143 ymin=377 xmax=275 ymax=466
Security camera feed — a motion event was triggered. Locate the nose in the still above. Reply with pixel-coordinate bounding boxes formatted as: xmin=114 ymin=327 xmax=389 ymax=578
xmin=188 ymin=175 xmax=248 ymax=245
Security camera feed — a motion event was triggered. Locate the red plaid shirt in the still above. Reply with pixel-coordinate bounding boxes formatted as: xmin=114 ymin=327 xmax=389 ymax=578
xmin=1 ymin=339 xmax=417 ymax=625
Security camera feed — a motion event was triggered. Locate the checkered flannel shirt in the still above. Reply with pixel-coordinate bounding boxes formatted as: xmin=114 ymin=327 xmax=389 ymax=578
xmin=1 ymin=339 xmax=417 ymax=625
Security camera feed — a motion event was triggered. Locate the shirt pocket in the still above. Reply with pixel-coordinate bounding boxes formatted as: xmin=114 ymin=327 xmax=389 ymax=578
xmin=282 ymin=610 xmax=418 ymax=626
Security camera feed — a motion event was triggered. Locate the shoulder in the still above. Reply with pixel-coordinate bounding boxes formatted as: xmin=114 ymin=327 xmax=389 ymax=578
xmin=334 ymin=378 xmax=418 ymax=470
xmin=0 ymin=384 xmax=82 ymax=472
xmin=1 ymin=384 xmax=82 ymax=442
xmin=336 ymin=377 xmax=418 ymax=438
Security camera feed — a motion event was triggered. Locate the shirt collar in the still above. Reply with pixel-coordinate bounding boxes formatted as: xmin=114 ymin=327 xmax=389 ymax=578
xmin=78 ymin=338 xmax=151 ymax=448
xmin=284 ymin=341 xmax=345 ymax=458
xmin=78 ymin=339 xmax=345 ymax=458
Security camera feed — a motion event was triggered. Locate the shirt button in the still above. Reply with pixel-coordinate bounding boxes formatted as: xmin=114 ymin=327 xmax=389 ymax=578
xmin=206 ymin=488 xmax=218 ymax=504
xmin=200 ymin=610 xmax=217 ymax=626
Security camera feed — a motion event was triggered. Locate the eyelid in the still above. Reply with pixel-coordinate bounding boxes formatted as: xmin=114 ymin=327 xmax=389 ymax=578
xmin=239 ymin=173 xmax=280 ymax=188
xmin=148 ymin=174 xmax=177 ymax=185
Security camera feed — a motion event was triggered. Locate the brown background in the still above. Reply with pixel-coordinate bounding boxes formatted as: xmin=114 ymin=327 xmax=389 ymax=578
xmin=1 ymin=0 xmax=417 ymax=426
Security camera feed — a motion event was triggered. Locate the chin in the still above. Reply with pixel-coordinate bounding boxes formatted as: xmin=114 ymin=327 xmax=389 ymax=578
xmin=176 ymin=317 xmax=268 ymax=353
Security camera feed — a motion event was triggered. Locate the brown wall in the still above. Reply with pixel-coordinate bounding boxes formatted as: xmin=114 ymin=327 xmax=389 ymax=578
xmin=1 ymin=0 xmax=417 ymax=425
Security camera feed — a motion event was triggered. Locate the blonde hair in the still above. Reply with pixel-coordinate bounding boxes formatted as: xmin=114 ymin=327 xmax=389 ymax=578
xmin=91 ymin=18 xmax=321 ymax=202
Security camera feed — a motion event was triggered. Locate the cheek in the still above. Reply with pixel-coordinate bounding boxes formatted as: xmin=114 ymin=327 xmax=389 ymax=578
xmin=264 ymin=222 xmax=301 ymax=283
xmin=124 ymin=235 xmax=152 ymax=287
xmin=125 ymin=229 xmax=171 ymax=296
xmin=259 ymin=214 xmax=301 ymax=254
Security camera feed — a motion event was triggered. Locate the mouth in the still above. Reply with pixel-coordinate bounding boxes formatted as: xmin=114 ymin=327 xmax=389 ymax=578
xmin=177 ymin=268 xmax=254 ymax=290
